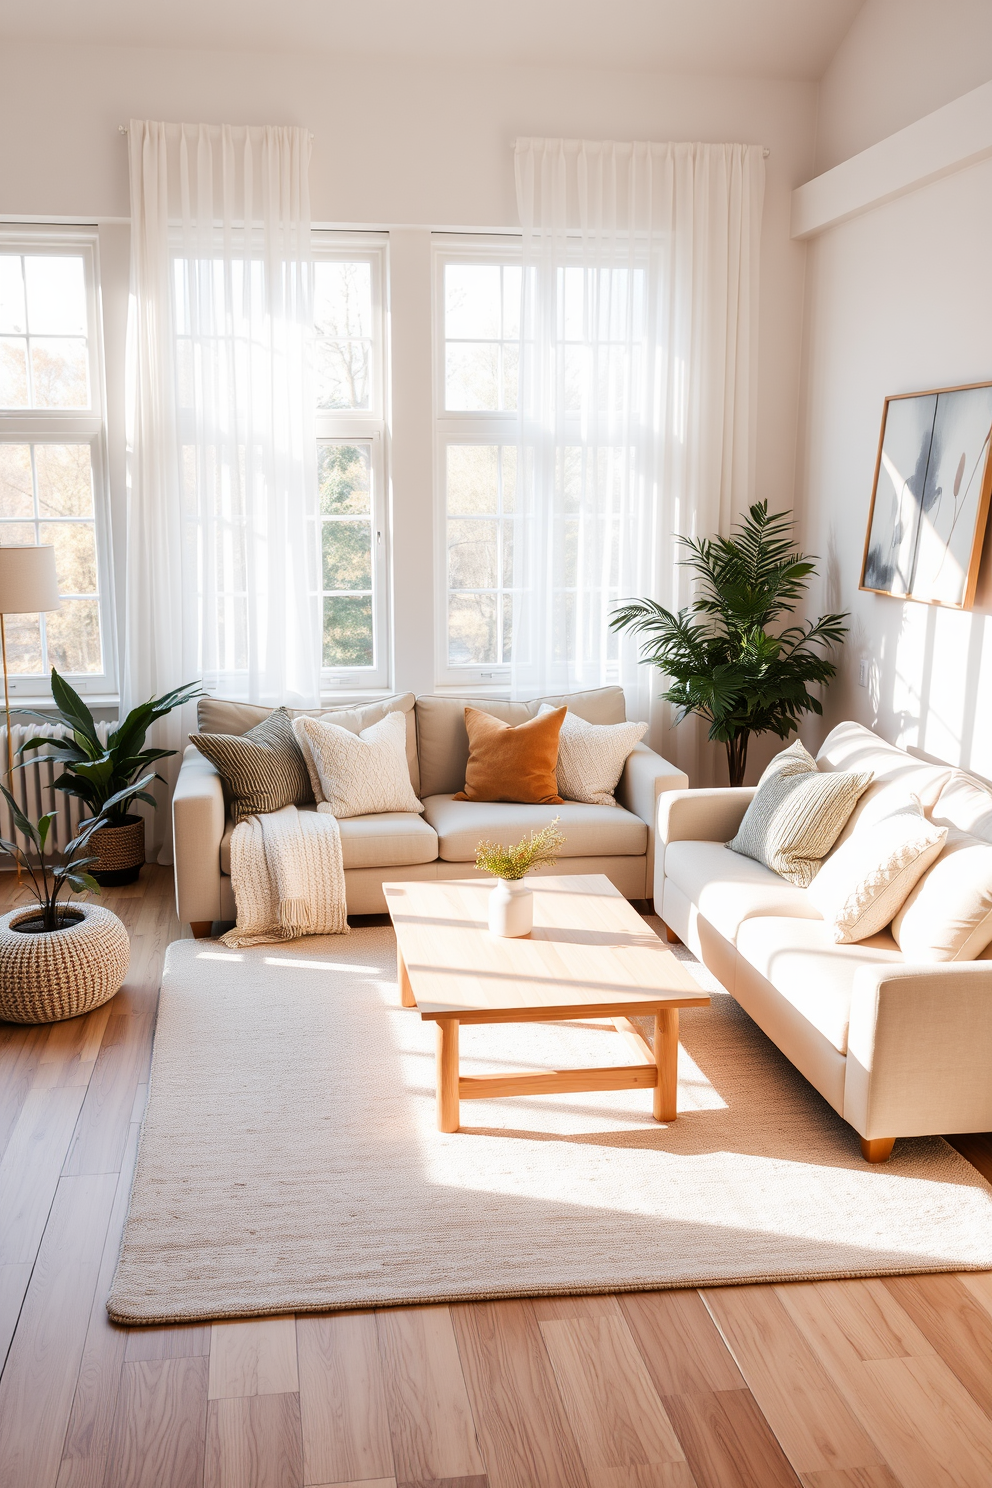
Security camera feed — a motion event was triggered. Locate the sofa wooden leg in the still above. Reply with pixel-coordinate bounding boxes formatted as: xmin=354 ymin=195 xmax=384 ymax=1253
xmin=861 ymin=1136 xmax=895 ymax=1163
xmin=662 ymin=921 xmax=681 ymax=945
xmin=190 ymin=921 xmax=213 ymax=940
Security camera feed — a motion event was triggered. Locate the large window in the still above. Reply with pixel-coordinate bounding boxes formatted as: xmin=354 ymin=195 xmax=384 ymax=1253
xmin=314 ymin=239 xmax=388 ymax=689
xmin=0 ymin=238 xmax=112 ymax=693
xmin=435 ymin=244 xmax=520 ymax=685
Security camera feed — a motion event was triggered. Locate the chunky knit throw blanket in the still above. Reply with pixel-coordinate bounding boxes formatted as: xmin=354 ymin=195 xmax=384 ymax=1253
xmin=221 ymin=804 xmax=348 ymax=947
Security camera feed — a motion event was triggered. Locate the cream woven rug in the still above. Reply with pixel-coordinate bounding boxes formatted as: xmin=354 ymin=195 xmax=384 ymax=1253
xmin=108 ymin=925 xmax=992 ymax=1323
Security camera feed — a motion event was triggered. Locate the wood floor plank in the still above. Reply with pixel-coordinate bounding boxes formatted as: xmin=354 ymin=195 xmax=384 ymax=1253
xmin=780 ymin=1279 xmax=992 ymax=1488
xmin=539 ymin=1314 xmax=688 ymax=1483
xmin=207 ymin=1316 xmax=299 ymax=1399
xmin=531 ymin=1294 xmax=624 ymax=1321
xmin=777 ymin=1279 xmax=935 ymax=1364
xmin=125 ymin=1325 xmax=211 ymax=1363
xmin=620 ymin=1290 xmax=745 ymax=1396
xmin=449 ymin=1298 xmax=589 ymax=1488
xmin=0 ymin=1173 xmax=118 ymax=1488
xmin=801 ymin=1467 xmax=903 ymax=1487
xmin=307 ymin=1479 xmax=396 ymax=1488
xmin=661 ymin=1388 xmax=802 ymax=1488
xmin=203 ymin=1391 xmax=303 ymax=1488
xmin=33 ymin=1006 xmax=113 ymax=1091
xmin=60 ymin=1010 xmax=155 ymax=1178
xmin=102 ymin=1356 xmax=209 ymax=1488
xmin=0 ymin=1263 xmax=33 ymax=1373
xmin=396 ymin=1477 xmax=489 ymax=1488
xmin=55 ymin=1122 xmax=141 ymax=1488
xmin=376 ymin=1306 xmax=485 ymax=1484
xmin=0 ymin=1085 xmax=89 ymax=1264
xmin=881 ymin=1274 xmax=992 ymax=1418
xmin=297 ymin=1311 xmax=395 ymax=1486
xmin=703 ymin=1286 xmax=884 ymax=1476
xmin=0 ymin=1024 xmax=48 ymax=1163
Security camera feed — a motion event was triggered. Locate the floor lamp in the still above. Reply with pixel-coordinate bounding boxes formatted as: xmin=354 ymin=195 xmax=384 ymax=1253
xmin=0 ymin=546 xmax=62 ymax=855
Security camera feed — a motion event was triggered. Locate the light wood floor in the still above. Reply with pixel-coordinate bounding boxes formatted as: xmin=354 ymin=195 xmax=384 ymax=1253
xmin=2 ymin=868 xmax=992 ymax=1488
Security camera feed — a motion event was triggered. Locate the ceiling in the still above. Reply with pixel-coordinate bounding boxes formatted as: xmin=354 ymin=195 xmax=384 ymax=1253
xmin=0 ymin=0 xmax=865 ymax=79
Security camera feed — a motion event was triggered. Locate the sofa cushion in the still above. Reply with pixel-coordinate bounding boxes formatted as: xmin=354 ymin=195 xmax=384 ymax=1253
xmin=221 ymin=808 xmax=438 ymax=874
xmin=735 ymin=916 xmax=904 ymax=1055
xmin=415 ymin=686 xmax=626 ymax=798
xmin=197 ymin=692 xmax=420 ymax=796
xmin=891 ymin=827 xmax=992 ymax=962
xmin=190 ymin=708 xmax=314 ymax=823
xmin=664 ymin=840 xmax=821 ymax=944
xmin=422 ymin=794 xmax=646 ymax=862
xmin=727 ymin=766 xmax=873 ymax=887
xmin=816 ymin=720 xmax=952 ymax=850
xmin=931 ymin=770 xmax=992 ymax=841
xmin=455 ymin=705 xmax=565 ymax=803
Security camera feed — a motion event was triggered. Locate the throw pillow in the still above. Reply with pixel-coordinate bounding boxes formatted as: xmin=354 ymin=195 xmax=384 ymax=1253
xmin=806 ymin=801 xmax=947 ymax=944
xmin=756 ymin=737 xmax=819 ymax=786
xmin=454 ymin=706 xmax=565 ymax=804
xmin=190 ymin=707 xmax=314 ymax=824
xmin=537 ymin=704 xmax=647 ymax=806
xmin=891 ymin=827 xmax=992 ymax=961
xmin=727 ymin=766 xmax=873 ymax=888
xmin=292 ymin=711 xmax=423 ymax=818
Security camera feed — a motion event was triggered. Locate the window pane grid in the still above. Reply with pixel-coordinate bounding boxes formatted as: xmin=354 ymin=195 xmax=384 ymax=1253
xmin=0 ymin=254 xmax=91 ymax=411
xmin=446 ymin=442 xmax=515 ymax=668
xmin=318 ymin=439 xmax=376 ymax=670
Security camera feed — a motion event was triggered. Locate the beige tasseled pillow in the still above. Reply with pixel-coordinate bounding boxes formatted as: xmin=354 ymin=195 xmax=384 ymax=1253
xmin=728 ymin=763 xmax=874 ymax=888
xmin=806 ymin=801 xmax=947 ymax=943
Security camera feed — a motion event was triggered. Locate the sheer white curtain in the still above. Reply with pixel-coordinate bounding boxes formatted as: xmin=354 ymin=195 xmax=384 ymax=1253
xmin=512 ymin=138 xmax=764 ymax=781
xmin=125 ymin=121 xmax=319 ymax=858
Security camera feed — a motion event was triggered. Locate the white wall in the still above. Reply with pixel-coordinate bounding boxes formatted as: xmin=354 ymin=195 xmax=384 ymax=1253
xmin=798 ymin=2 xmax=992 ymax=776
xmin=0 ymin=38 xmax=815 ymax=764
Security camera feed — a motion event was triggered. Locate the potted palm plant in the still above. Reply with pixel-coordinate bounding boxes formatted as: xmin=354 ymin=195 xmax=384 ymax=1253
xmin=0 ymin=789 xmax=131 ymax=1023
xmin=610 ymin=502 xmax=848 ymax=787
xmin=19 ymin=670 xmax=202 ymax=885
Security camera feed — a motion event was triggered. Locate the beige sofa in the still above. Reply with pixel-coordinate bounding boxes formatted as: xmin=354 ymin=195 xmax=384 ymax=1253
xmin=172 ymin=685 xmax=687 ymax=932
xmin=656 ymin=720 xmax=992 ymax=1160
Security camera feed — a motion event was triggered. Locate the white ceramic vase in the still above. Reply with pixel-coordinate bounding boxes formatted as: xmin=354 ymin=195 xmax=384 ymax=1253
xmin=488 ymin=877 xmax=534 ymax=937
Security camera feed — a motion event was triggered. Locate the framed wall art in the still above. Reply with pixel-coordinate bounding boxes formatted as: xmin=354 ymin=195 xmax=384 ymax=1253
xmin=861 ymin=380 xmax=992 ymax=609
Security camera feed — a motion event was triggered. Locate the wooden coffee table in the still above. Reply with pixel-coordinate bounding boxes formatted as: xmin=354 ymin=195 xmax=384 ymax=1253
xmin=383 ymin=874 xmax=709 ymax=1132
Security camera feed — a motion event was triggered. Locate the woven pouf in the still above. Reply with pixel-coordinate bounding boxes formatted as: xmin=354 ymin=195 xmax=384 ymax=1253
xmin=0 ymin=902 xmax=130 ymax=1024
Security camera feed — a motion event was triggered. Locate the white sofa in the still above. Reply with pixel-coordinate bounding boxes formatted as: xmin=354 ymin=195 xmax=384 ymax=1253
xmin=656 ymin=720 xmax=992 ymax=1161
xmin=172 ymin=685 xmax=687 ymax=933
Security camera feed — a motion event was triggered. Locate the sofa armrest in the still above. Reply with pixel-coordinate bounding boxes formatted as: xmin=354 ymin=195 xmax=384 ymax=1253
xmin=845 ymin=961 xmax=992 ymax=1139
xmin=172 ymin=744 xmax=227 ymax=928
xmin=653 ymin=787 xmax=756 ymax=917
xmin=615 ymin=743 xmax=689 ymax=900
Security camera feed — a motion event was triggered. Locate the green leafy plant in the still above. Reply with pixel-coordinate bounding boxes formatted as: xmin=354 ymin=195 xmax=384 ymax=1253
xmin=0 ymin=785 xmax=136 ymax=931
xmin=475 ymin=818 xmax=566 ymax=881
xmin=610 ymin=502 xmax=848 ymax=787
xmin=18 ymin=670 xmax=203 ymax=828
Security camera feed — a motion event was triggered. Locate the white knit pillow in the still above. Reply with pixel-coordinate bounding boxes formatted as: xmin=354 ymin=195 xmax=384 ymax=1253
xmin=892 ymin=828 xmax=992 ymax=961
xmin=292 ymin=712 xmax=423 ymax=818
xmin=806 ymin=801 xmax=947 ymax=944
xmin=538 ymin=705 xmax=647 ymax=806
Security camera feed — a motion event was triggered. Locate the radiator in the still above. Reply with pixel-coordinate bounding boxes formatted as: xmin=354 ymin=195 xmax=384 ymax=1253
xmin=0 ymin=722 xmax=113 ymax=860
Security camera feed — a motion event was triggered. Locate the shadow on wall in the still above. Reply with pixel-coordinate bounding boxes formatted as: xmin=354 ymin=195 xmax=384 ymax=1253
xmin=817 ymin=506 xmax=992 ymax=785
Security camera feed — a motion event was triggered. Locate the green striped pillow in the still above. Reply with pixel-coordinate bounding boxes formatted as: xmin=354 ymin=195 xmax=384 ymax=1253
xmin=728 ymin=766 xmax=874 ymax=887
xmin=190 ymin=707 xmax=313 ymax=823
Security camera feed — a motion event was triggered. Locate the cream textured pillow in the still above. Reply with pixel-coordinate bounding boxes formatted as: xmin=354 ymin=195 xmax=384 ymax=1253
xmin=891 ymin=828 xmax=992 ymax=961
xmin=728 ymin=766 xmax=873 ymax=888
xmin=537 ymin=704 xmax=647 ymax=806
xmin=806 ymin=802 xmax=947 ymax=944
xmin=292 ymin=712 xmax=423 ymax=819
xmin=757 ymin=737 xmax=818 ymax=785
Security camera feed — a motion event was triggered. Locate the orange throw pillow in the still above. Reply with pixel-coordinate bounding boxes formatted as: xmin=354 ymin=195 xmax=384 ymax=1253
xmin=454 ymin=706 xmax=565 ymax=804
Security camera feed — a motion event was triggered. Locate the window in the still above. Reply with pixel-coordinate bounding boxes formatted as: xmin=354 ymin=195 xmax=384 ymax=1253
xmin=314 ymin=239 xmax=388 ymax=689
xmin=435 ymin=243 xmax=521 ymax=685
xmin=0 ymin=237 xmax=112 ymax=693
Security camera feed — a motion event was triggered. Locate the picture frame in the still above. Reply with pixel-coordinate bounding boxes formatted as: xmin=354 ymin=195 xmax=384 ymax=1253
xmin=860 ymin=380 xmax=992 ymax=609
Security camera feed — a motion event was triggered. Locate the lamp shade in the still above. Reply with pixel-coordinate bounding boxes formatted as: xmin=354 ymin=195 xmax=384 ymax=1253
xmin=0 ymin=545 xmax=61 ymax=615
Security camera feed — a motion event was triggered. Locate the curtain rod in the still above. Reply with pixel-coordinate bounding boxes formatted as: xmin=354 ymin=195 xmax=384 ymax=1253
xmin=509 ymin=138 xmax=770 ymax=157
xmin=118 ymin=124 xmax=316 ymax=139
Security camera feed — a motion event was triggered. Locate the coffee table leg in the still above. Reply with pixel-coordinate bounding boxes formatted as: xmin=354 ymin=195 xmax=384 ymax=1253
xmin=436 ymin=1018 xmax=460 ymax=1132
xmin=398 ymin=947 xmax=416 ymax=1008
xmin=654 ymin=1009 xmax=679 ymax=1121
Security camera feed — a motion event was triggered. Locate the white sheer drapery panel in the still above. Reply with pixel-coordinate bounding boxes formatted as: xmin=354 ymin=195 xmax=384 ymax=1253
xmin=512 ymin=138 xmax=764 ymax=784
xmin=125 ymin=121 xmax=319 ymax=860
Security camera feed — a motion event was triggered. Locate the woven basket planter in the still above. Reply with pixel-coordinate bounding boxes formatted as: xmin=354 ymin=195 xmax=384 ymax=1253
xmin=0 ymin=902 xmax=130 ymax=1024
xmin=88 ymin=815 xmax=146 ymax=887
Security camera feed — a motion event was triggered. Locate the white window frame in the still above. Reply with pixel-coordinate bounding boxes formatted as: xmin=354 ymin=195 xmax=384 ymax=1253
xmin=313 ymin=232 xmax=390 ymax=694
xmin=433 ymin=235 xmax=521 ymax=690
xmin=0 ymin=229 xmax=116 ymax=699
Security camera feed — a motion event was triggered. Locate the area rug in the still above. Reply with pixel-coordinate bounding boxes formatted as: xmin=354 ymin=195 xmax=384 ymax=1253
xmin=108 ymin=924 xmax=992 ymax=1323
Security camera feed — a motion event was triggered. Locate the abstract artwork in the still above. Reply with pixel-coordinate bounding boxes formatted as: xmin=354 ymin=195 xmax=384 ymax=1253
xmin=861 ymin=381 xmax=992 ymax=608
